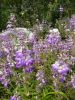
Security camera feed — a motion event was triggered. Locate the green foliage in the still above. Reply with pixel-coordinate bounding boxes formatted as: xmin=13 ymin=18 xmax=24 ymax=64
xmin=55 ymin=20 xmax=67 ymax=39
xmin=0 ymin=0 xmax=72 ymax=31
xmin=0 ymin=9 xmax=10 ymax=31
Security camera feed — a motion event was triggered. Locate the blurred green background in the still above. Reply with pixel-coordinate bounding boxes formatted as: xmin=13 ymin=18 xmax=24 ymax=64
xmin=0 ymin=0 xmax=75 ymax=31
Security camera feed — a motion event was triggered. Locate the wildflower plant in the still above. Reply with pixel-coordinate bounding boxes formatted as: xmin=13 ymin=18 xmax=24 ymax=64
xmin=0 ymin=13 xmax=75 ymax=100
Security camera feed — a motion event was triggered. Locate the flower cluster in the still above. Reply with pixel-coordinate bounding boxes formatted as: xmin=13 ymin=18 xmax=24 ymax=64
xmin=71 ymin=74 xmax=75 ymax=89
xmin=36 ymin=68 xmax=46 ymax=92
xmin=70 ymin=15 xmax=75 ymax=29
xmin=10 ymin=93 xmax=22 ymax=100
xmin=46 ymin=29 xmax=60 ymax=47
xmin=15 ymin=49 xmax=34 ymax=72
xmin=51 ymin=60 xmax=70 ymax=74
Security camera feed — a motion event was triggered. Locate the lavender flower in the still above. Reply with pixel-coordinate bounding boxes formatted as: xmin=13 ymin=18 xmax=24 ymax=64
xmin=47 ymin=34 xmax=60 ymax=45
xmin=25 ymin=56 xmax=34 ymax=66
xmin=3 ymin=67 xmax=12 ymax=75
xmin=15 ymin=50 xmax=34 ymax=73
xmin=70 ymin=15 xmax=75 ymax=29
xmin=15 ymin=51 xmax=23 ymax=58
xmin=25 ymin=66 xmax=33 ymax=72
xmin=58 ymin=39 xmax=73 ymax=51
xmin=15 ymin=50 xmax=25 ymax=68
xmin=46 ymin=29 xmax=60 ymax=50
xmin=51 ymin=60 xmax=70 ymax=74
xmin=70 ymin=56 xmax=75 ymax=61
xmin=6 ymin=13 xmax=16 ymax=30
xmin=26 ymin=49 xmax=33 ymax=54
xmin=0 ymin=50 xmax=3 ymax=58
xmin=59 ymin=75 xmax=65 ymax=82
xmin=36 ymin=69 xmax=45 ymax=92
xmin=10 ymin=93 xmax=22 ymax=100
xmin=0 ymin=66 xmax=10 ymax=87
xmin=2 ymin=80 xmax=8 ymax=87
xmin=28 ymin=32 xmax=35 ymax=43
xmin=10 ymin=95 xmax=15 ymax=100
xmin=71 ymin=74 xmax=75 ymax=89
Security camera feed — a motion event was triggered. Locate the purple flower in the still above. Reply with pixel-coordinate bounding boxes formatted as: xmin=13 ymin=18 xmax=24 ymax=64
xmin=70 ymin=56 xmax=75 ymax=61
xmin=58 ymin=42 xmax=70 ymax=50
xmin=36 ymin=69 xmax=45 ymax=92
xmin=10 ymin=13 xmax=16 ymax=21
xmin=59 ymin=76 xmax=65 ymax=82
xmin=28 ymin=32 xmax=35 ymax=43
xmin=70 ymin=15 xmax=75 ymax=29
xmin=16 ymin=60 xmax=26 ymax=68
xmin=51 ymin=60 xmax=70 ymax=74
xmin=16 ymin=63 xmax=22 ymax=68
xmin=15 ymin=51 xmax=25 ymax=68
xmin=10 ymin=96 xmax=15 ymax=100
xmin=58 ymin=36 xmax=73 ymax=50
xmin=25 ymin=58 xmax=34 ymax=66
xmin=15 ymin=50 xmax=34 ymax=69
xmin=2 ymin=80 xmax=8 ymax=87
xmin=46 ymin=29 xmax=60 ymax=46
xmin=71 ymin=74 xmax=75 ymax=89
xmin=3 ymin=68 xmax=12 ymax=75
xmin=15 ymin=51 xmax=23 ymax=58
xmin=41 ymin=79 xmax=46 ymax=84
xmin=0 ymin=77 xmax=3 ymax=81
xmin=26 ymin=49 xmax=33 ymax=54
xmin=47 ymin=35 xmax=60 ymax=45
xmin=36 ymin=69 xmax=45 ymax=84
xmin=25 ymin=66 xmax=33 ymax=72
xmin=0 ymin=51 xmax=3 ymax=57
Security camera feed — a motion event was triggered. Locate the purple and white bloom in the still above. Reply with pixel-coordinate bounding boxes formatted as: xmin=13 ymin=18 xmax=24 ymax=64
xmin=3 ymin=67 xmax=12 ymax=75
xmin=70 ymin=56 xmax=75 ymax=61
xmin=51 ymin=60 xmax=70 ymax=74
xmin=36 ymin=69 xmax=46 ymax=92
xmin=10 ymin=93 xmax=22 ymax=100
xmin=15 ymin=52 xmax=25 ymax=68
xmin=71 ymin=74 xmax=75 ymax=89
xmin=15 ymin=61 xmax=23 ymax=68
xmin=36 ymin=69 xmax=45 ymax=84
xmin=70 ymin=15 xmax=75 ymax=29
xmin=15 ymin=50 xmax=25 ymax=68
xmin=0 ymin=68 xmax=10 ymax=87
xmin=58 ymin=39 xmax=73 ymax=50
xmin=47 ymin=34 xmax=60 ymax=45
xmin=25 ymin=66 xmax=34 ymax=72
xmin=10 ymin=95 xmax=15 ymax=100
xmin=26 ymin=49 xmax=33 ymax=54
xmin=28 ymin=32 xmax=35 ymax=43
xmin=25 ymin=55 xmax=34 ymax=66
xmin=10 ymin=13 xmax=16 ymax=22
xmin=15 ymin=50 xmax=34 ymax=72
xmin=0 ymin=50 xmax=3 ymax=58
xmin=2 ymin=80 xmax=8 ymax=87
xmin=15 ymin=51 xmax=23 ymax=58
xmin=59 ymin=75 xmax=65 ymax=82
xmin=46 ymin=29 xmax=60 ymax=47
